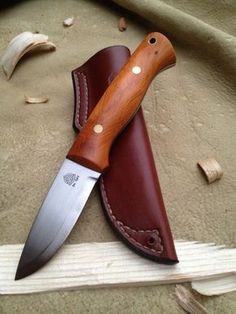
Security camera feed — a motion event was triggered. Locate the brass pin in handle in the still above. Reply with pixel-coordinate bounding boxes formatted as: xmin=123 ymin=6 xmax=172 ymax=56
xmin=67 ymin=32 xmax=176 ymax=172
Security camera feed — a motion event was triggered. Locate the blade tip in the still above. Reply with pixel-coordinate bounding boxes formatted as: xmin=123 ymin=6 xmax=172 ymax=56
xmin=14 ymin=272 xmax=23 ymax=281
xmin=15 ymin=268 xmax=28 ymax=281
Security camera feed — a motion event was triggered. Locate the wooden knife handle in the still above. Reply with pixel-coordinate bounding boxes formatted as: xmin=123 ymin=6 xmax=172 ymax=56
xmin=67 ymin=32 xmax=176 ymax=172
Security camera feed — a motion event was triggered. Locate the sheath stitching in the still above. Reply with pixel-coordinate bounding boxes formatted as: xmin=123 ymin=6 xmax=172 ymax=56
xmin=100 ymin=178 xmax=163 ymax=254
xmin=75 ymin=71 xmax=163 ymax=255
xmin=74 ymin=71 xmax=82 ymax=129
xmin=82 ymin=72 xmax=89 ymax=121
xmin=74 ymin=72 xmax=89 ymax=129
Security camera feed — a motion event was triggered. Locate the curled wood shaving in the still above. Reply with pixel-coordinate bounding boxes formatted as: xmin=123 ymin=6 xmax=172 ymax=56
xmin=118 ymin=17 xmax=127 ymax=31
xmin=63 ymin=17 xmax=74 ymax=27
xmin=175 ymin=285 xmax=209 ymax=314
xmin=192 ymin=275 xmax=236 ymax=296
xmin=1 ymin=32 xmax=56 ymax=79
xmin=197 ymin=158 xmax=223 ymax=183
xmin=24 ymin=95 xmax=49 ymax=104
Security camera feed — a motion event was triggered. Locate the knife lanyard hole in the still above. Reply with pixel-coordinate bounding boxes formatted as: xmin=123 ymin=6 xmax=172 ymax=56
xmin=148 ymin=37 xmax=157 ymax=45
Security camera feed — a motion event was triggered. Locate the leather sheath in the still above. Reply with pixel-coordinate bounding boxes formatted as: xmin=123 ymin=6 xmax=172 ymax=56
xmin=72 ymin=46 xmax=178 ymax=263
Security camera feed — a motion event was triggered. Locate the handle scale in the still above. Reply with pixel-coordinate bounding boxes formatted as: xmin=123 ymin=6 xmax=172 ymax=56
xmin=67 ymin=32 xmax=176 ymax=172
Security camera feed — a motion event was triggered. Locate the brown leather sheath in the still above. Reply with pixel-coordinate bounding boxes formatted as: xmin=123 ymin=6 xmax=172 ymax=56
xmin=72 ymin=46 xmax=178 ymax=264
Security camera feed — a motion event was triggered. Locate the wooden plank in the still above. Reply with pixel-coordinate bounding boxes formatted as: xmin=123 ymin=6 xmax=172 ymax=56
xmin=0 ymin=240 xmax=236 ymax=294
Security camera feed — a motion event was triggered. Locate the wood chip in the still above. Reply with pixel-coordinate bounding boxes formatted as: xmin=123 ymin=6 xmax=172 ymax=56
xmin=118 ymin=17 xmax=127 ymax=31
xmin=175 ymin=285 xmax=209 ymax=314
xmin=63 ymin=17 xmax=74 ymax=27
xmin=197 ymin=158 xmax=223 ymax=183
xmin=24 ymin=95 xmax=49 ymax=104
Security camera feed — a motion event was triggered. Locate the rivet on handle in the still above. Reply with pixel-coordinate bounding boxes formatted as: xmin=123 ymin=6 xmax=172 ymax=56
xmin=132 ymin=66 xmax=141 ymax=74
xmin=93 ymin=124 xmax=103 ymax=134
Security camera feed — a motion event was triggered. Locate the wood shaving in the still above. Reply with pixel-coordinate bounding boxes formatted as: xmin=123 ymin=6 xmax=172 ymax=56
xmin=197 ymin=158 xmax=223 ymax=183
xmin=63 ymin=17 xmax=74 ymax=27
xmin=192 ymin=275 xmax=236 ymax=296
xmin=175 ymin=285 xmax=209 ymax=314
xmin=1 ymin=32 xmax=56 ymax=80
xmin=118 ymin=17 xmax=127 ymax=31
xmin=24 ymin=95 xmax=49 ymax=104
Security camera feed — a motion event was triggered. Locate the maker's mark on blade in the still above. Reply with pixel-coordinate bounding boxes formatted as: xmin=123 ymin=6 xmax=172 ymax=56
xmin=63 ymin=173 xmax=79 ymax=186
xmin=15 ymin=159 xmax=101 ymax=280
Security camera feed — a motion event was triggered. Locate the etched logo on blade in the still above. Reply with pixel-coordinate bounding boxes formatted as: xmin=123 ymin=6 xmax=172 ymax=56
xmin=63 ymin=173 xmax=79 ymax=187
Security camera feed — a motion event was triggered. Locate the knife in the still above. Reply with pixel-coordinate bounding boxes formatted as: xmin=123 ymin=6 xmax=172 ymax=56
xmin=15 ymin=32 xmax=176 ymax=280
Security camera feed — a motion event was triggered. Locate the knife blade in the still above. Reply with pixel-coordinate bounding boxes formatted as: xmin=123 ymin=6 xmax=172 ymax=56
xmin=15 ymin=32 xmax=176 ymax=280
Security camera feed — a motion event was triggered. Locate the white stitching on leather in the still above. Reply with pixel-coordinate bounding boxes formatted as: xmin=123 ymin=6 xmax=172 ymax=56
xmin=81 ymin=72 xmax=89 ymax=121
xmin=74 ymin=72 xmax=82 ymax=129
xmin=74 ymin=72 xmax=89 ymax=129
xmin=100 ymin=177 xmax=163 ymax=254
